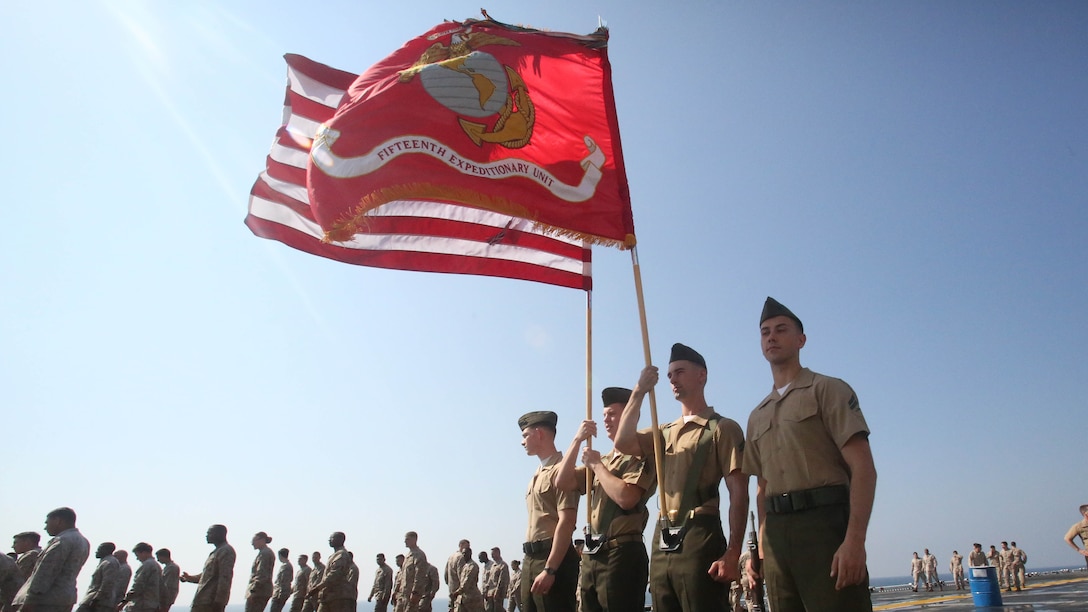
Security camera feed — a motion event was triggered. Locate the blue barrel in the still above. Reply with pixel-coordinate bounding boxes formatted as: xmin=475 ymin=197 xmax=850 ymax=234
xmin=968 ymin=566 xmax=1003 ymax=607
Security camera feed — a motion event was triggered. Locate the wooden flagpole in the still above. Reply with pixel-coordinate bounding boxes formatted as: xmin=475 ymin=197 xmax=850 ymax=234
xmin=630 ymin=246 xmax=669 ymax=521
xmin=585 ymin=288 xmax=594 ymax=525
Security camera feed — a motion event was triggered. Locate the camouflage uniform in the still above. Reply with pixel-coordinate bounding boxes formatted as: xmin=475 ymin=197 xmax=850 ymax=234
xmin=315 ymin=550 xmax=353 ymax=612
xmin=189 ymin=542 xmax=237 ymax=612
xmin=301 ymin=559 xmax=324 ymax=612
xmin=246 ymin=548 xmax=275 ymax=612
xmin=160 ymin=560 xmax=180 ymax=612
xmin=288 ymin=564 xmax=310 ymax=612
xmin=15 ymin=549 xmax=41 ymax=583
xmin=77 ymin=555 xmax=120 ymax=612
xmin=397 ymin=549 xmax=428 ymax=612
xmin=124 ymin=557 xmax=161 ymax=612
xmin=454 ymin=561 xmax=484 ymax=612
xmin=270 ymin=559 xmax=294 ymax=612
xmin=369 ymin=561 xmax=393 ymax=612
xmin=14 ymin=528 xmax=90 ymax=612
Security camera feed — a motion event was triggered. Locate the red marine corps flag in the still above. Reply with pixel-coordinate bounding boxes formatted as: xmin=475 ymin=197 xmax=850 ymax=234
xmin=246 ymin=53 xmax=594 ymax=290
xmin=307 ymin=16 xmax=635 ymax=250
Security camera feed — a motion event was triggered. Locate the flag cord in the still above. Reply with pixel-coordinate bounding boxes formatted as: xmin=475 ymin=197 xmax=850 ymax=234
xmin=630 ymin=246 xmax=668 ymax=520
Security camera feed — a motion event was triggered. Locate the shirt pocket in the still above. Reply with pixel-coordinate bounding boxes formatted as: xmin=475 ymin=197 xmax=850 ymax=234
xmin=748 ymin=410 xmax=772 ymax=442
xmin=781 ymin=396 xmax=819 ymax=423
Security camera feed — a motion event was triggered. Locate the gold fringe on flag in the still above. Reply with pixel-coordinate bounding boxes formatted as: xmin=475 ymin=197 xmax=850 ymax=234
xmin=322 ymin=182 xmax=636 ymax=249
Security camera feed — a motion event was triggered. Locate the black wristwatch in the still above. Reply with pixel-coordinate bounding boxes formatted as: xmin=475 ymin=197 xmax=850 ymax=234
xmin=544 ymin=567 xmax=556 ymax=576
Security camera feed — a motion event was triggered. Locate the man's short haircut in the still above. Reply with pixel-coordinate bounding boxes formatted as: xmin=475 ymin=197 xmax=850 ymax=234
xmin=101 ymin=542 xmax=117 ymax=554
xmin=46 ymin=507 xmax=77 ymax=525
xmin=14 ymin=532 xmax=40 ymax=545
xmin=1080 ymin=504 xmax=1088 ymax=514
xmin=405 ymin=531 xmax=418 ymax=539
xmin=156 ymin=548 xmax=172 ymax=559
xmin=210 ymin=524 xmax=228 ymax=537
xmin=133 ymin=542 xmax=153 ymax=554
xmin=278 ymin=548 xmax=290 ymax=557
xmin=299 ymin=554 xmax=309 ymax=562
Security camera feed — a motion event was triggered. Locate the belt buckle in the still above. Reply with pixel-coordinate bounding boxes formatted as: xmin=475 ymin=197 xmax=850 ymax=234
xmin=778 ymin=492 xmax=792 ymax=513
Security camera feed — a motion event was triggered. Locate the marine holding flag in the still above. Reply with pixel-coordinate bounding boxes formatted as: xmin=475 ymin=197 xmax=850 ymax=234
xmin=306 ymin=16 xmax=635 ymax=249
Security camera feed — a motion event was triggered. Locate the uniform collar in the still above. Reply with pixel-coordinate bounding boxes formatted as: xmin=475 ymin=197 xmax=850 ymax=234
xmin=674 ymin=409 xmax=716 ymax=427
xmin=757 ymin=368 xmax=815 ymax=410
xmin=539 ymin=452 xmax=562 ymax=468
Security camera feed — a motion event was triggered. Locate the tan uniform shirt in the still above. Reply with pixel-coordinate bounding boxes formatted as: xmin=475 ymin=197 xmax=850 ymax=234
xmin=910 ymin=558 xmax=924 ymax=576
xmin=525 ymin=453 xmax=579 ymax=542
xmin=743 ymin=369 xmax=868 ymax=496
xmin=574 ymin=450 xmax=657 ymax=536
xmin=1067 ymin=519 xmax=1088 ymax=546
xmin=192 ymin=543 xmax=236 ymax=606
xmin=968 ymin=550 xmax=987 ymax=566
xmin=633 ymin=412 xmax=744 ymax=519
xmin=950 ymin=553 xmax=963 ymax=572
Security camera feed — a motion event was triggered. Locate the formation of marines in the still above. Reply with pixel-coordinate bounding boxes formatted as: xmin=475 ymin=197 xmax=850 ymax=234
xmin=1 ymin=509 xmax=181 ymax=612
xmin=518 ymin=298 xmax=878 ymax=612
xmin=6 ymin=299 xmax=1076 ymax=612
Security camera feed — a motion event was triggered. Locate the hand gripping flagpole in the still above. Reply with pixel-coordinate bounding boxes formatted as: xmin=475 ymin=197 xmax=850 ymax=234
xmin=630 ymin=246 xmax=669 ymax=521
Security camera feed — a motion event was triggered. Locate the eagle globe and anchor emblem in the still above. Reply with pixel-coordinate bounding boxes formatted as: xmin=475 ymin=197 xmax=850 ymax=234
xmin=309 ymin=27 xmax=608 ymax=209
xmin=398 ymin=30 xmax=535 ymax=148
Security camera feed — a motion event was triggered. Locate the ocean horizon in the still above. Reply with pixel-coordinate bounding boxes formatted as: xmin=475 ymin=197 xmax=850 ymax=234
xmin=217 ymin=565 xmax=1085 ymax=612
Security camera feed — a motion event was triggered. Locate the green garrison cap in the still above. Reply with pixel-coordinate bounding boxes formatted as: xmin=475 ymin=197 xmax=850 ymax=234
xmin=669 ymin=343 xmax=706 ymax=369
xmin=518 ymin=411 xmax=558 ymax=430
xmin=761 ymin=297 xmax=803 ymax=332
xmin=601 ymin=387 xmax=632 ymax=407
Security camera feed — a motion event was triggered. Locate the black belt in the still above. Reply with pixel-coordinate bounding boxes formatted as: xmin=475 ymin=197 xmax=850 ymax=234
xmin=768 ymin=485 xmax=849 ymax=514
xmin=522 ymin=538 xmax=554 ymax=555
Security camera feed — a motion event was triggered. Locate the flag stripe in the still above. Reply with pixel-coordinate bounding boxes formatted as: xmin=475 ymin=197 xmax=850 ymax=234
xmin=245 ymin=54 xmax=592 ymax=290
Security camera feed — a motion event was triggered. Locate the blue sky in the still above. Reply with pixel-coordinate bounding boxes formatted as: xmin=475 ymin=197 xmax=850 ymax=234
xmin=2 ymin=0 xmax=1086 ymax=598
